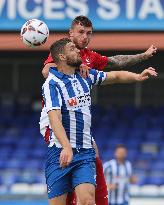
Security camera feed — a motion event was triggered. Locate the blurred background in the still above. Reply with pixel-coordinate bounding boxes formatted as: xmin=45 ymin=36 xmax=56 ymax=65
xmin=0 ymin=0 xmax=164 ymax=205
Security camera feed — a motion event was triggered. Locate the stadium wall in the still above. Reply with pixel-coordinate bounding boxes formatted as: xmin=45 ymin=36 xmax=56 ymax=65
xmin=0 ymin=32 xmax=164 ymax=51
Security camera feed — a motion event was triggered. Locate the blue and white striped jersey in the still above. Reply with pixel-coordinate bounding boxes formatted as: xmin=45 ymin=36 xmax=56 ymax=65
xmin=103 ymin=159 xmax=132 ymax=204
xmin=42 ymin=67 xmax=106 ymax=148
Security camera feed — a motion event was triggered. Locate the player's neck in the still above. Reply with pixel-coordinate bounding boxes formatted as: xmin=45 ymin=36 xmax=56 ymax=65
xmin=117 ymin=159 xmax=125 ymax=164
xmin=57 ymin=64 xmax=75 ymax=76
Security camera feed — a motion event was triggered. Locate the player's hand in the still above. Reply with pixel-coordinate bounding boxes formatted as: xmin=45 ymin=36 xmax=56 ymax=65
xmin=130 ymin=176 xmax=138 ymax=184
xmin=59 ymin=145 xmax=73 ymax=168
xmin=137 ymin=67 xmax=158 ymax=81
xmin=144 ymin=45 xmax=157 ymax=59
xmin=42 ymin=63 xmax=57 ymax=78
xmin=108 ymin=184 xmax=117 ymax=191
xmin=80 ymin=64 xmax=90 ymax=78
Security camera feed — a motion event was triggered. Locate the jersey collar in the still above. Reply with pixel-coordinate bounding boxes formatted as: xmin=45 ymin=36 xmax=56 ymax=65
xmin=49 ymin=67 xmax=64 ymax=79
xmin=49 ymin=67 xmax=79 ymax=79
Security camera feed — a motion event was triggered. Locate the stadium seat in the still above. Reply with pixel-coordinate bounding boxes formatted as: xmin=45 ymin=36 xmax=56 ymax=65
xmin=139 ymin=185 xmax=160 ymax=196
xmin=129 ymin=185 xmax=141 ymax=197
xmin=29 ymin=183 xmax=46 ymax=194
xmin=159 ymin=185 xmax=164 ymax=196
xmin=152 ymin=162 xmax=164 ymax=171
xmin=145 ymin=176 xmax=164 ymax=186
xmin=0 ymin=185 xmax=8 ymax=194
xmin=10 ymin=183 xmax=30 ymax=194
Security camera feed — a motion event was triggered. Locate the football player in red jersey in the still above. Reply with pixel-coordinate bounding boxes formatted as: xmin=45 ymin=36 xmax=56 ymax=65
xmin=41 ymin=16 xmax=157 ymax=205
xmin=42 ymin=16 xmax=157 ymax=78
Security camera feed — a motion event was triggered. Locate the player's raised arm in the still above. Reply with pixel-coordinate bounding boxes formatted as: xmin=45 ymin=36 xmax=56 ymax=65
xmin=108 ymin=45 xmax=157 ymax=69
xmin=102 ymin=67 xmax=158 ymax=85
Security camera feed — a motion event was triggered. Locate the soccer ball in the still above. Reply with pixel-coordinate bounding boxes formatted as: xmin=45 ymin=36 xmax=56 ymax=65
xmin=20 ymin=19 xmax=49 ymax=47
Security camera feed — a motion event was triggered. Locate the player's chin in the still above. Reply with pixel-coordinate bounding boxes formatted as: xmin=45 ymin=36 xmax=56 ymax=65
xmin=78 ymin=56 xmax=82 ymax=62
xmin=75 ymin=59 xmax=83 ymax=68
xmin=78 ymin=58 xmax=83 ymax=65
xmin=78 ymin=42 xmax=88 ymax=49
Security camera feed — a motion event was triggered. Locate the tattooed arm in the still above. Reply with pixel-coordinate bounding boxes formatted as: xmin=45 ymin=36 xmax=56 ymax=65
xmin=108 ymin=45 xmax=157 ymax=69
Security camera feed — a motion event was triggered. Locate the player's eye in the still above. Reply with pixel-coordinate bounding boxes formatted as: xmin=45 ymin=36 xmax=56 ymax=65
xmin=87 ymin=32 xmax=92 ymax=36
xmin=79 ymin=30 xmax=84 ymax=34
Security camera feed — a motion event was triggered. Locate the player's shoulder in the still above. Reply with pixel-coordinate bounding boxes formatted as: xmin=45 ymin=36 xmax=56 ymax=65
xmin=103 ymin=161 xmax=110 ymax=170
xmin=103 ymin=159 xmax=113 ymax=168
xmin=110 ymin=159 xmax=117 ymax=164
xmin=125 ymin=160 xmax=132 ymax=166
xmin=43 ymin=72 xmax=59 ymax=88
xmin=108 ymin=159 xmax=118 ymax=166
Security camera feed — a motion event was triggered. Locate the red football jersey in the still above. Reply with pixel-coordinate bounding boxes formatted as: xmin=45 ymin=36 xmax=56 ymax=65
xmin=44 ymin=48 xmax=108 ymax=71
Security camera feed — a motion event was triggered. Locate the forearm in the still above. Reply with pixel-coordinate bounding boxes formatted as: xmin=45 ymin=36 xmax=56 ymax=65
xmin=115 ymin=71 xmax=139 ymax=83
xmin=104 ymin=71 xmax=139 ymax=85
xmin=107 ymin=183 xmax=113 ymax=188
xmin=106 ymin=183 xmax=117 ymax=191
xmin=48 ymin=110 xmax=71 ymax=148
xmin=108 ymin=53 xmax=148 ymax=70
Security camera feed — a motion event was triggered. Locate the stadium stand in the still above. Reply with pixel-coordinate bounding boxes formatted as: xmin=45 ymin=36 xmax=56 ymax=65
xmin=0 ymin=100 xmax=164 ymax=197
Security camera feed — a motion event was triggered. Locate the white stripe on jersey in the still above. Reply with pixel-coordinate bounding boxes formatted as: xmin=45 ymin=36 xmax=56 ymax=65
xmin=103 ymin=159 xmax=132 ymax=204
xmin=82 ymin=106 xmax=92 ymax=148
xmin=69 ymin=110 xmax=76 ymax=147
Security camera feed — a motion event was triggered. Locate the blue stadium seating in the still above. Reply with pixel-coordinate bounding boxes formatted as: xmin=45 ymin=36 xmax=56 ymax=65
xmin=0 ymin=104 xmax=164 ymax=189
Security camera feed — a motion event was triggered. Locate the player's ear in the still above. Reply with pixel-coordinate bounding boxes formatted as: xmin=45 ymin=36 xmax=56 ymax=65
xmin=59 ymin=53 xmax=66 ymax=61
xmin=69 ymin=29 xmax=73 ymax=38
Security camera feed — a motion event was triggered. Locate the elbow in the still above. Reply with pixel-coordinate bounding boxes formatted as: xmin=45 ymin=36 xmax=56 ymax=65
xmin=42 ymin=65 xmax=50 ymax=79
xmin=42 ymin=63 xmax=56 ymax=79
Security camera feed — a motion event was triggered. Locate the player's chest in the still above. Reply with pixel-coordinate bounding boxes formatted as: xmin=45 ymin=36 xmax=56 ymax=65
xmin=61 ymin=78 xmax=91 ymax=109
xmin=112 ymin=165 xmax=131 ymax=183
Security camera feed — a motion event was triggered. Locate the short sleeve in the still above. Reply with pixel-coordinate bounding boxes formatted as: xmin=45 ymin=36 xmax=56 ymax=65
xmin=90 ymin=51 xmax=108 ymax=71
xmin=89 ymin=69 xmax=107 ymax=86
xmin=42 ymin=80 xmax=62 ymax=113
xmin=44 ymin=53 xmax=54 ymax=65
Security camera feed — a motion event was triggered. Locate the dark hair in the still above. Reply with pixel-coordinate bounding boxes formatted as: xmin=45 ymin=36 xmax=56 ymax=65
xmin=71 ymin=15 xmax=93 ymax=30
xmin=115 ymin=144 xmax=127 ymax=150
xmin=50 ymin=38 xmax=71 ymax=63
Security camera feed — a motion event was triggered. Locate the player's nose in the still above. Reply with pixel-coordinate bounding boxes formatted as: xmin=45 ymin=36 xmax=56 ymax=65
xmin=82 ymin=33 xmax=87 ymax=39
xmin=76 ymin=48 xmax=80 ymax=53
